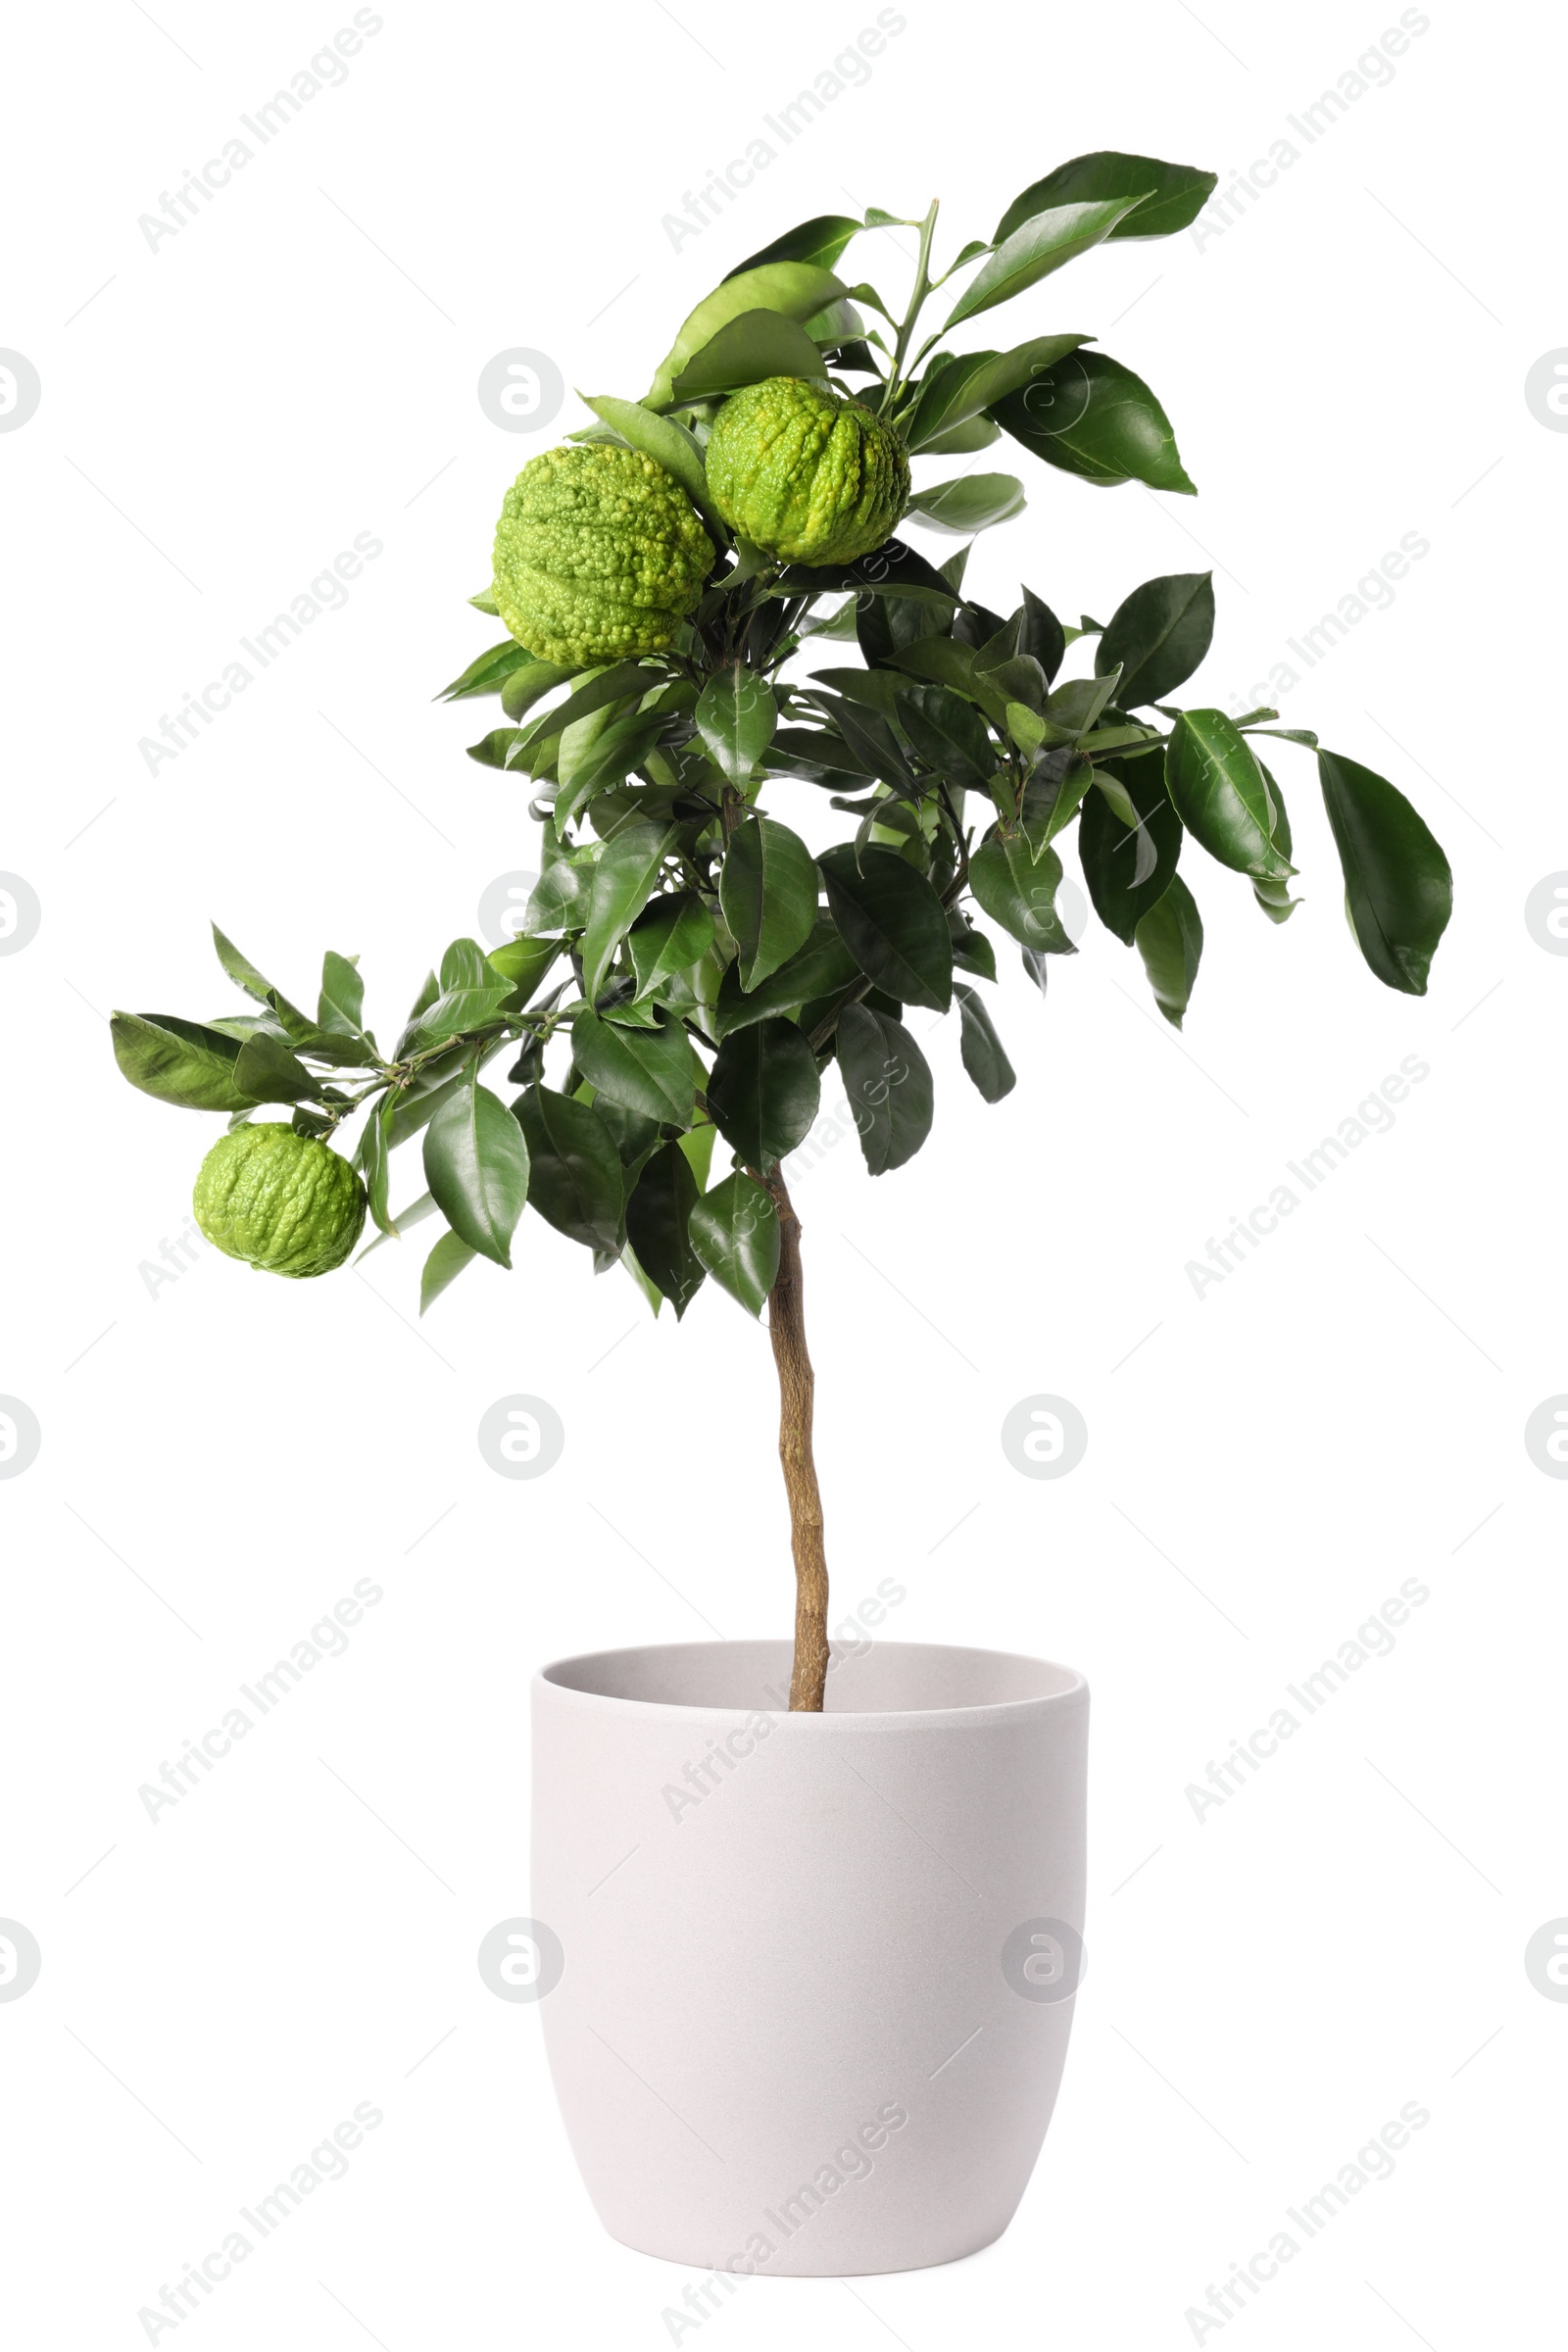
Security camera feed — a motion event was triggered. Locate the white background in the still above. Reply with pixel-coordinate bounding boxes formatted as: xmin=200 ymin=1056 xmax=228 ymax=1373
xmin=3 ymin=0 xmax=1564 ymax=2345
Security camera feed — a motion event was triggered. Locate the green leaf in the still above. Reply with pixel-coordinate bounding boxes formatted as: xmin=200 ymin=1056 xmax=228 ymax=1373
xmin=778 ymin=536 xmax=960 ymax=609
xmin=905 ymin=472 xmax=1026 ymax=536
xmin=1080 ymin=757 xmax=1184 ymax=943
xmin=994 ymin=151 xmax=1219 ymax=245
xmin=211 ymin=924 xmax=298 ymax=1019
xmin=725 ymin=216 xmax=862 ymax=278
xmin=628 ymin=892 xmax=715 ymax=999
xmin=890 ymin=636 xmax=1009 ymax=729
xmin=1166 ymin=710 xmax=1293 ymax=881
xmin=1317 ymin=750 xmax=1452 ymax=995
xmin=817 ymin=845 xmax=954 ymax=1011
xmin=1250 ymin=761 xmax=1301 ymax=925
xmin=578 ymin=394 xmax=726 ymax=544
xmin=356 ymin=1187 xmax=438 ymax=1261
xmin=955 ymin=982 xmax=1016 ymax=1102
xmin=231 ymin=1030 xmax=325 ymax=1104
xmin=834 ymin=1003 xmax=934 ymax=1173
xmin=1020 ymin=758 xmax=1094 ymax=858
xmin=968 ymin=834 xmax=1077 ymax=953
xmin=914 ymin=413 xmax=1002 ymax=457
xmin=318 ymin=952 xmax=365 ymax=1035
xmin=901 ymin=335 xmax=1091 ymax=452
xmin=894 ymin=683 xmax=995 ymax=792
xmin=695 ymin=662 xmax=778 ymax=784
xmin=356 ymin=1099 xmax=395 ymax=1237
xmin=523 ymin=855 xmax=595 ymax=936
xmin=501 ymin=660 xmax=573 ymax=721
xmin=1097 ymin=573 xmax=1215 ymax=709
xmin=720 ymin=814 xmax=819 ymax=990
xmin=1134 ymin=873 xmax=1203 ymax=1027
xmin=467 ymin=727 xmax=528 ymax=769
xmin=992 ymin=351 xmax=1195 ymax=493
xmin=517 ymin=661 xmax=653 ymax=760
xmin=624 ymin=1141 xmax=705 ymax=1317
xmin=554 ymin=709 xmax=669 ymax=835
xmin=487 ymin=934 xmax=563 ymax=1007
xmin=707 ymin=1018 xmax=820 ymax=1171
xmin=688 ymin=1171 xmax=779 ymax=1315
xmin=111 ymin=1010 xmax=256 ymax=1112
xmin=950 ymin=917 xmax=998 ymax=982
xmin=410 ymin=983 xmax=513 ymax=1047
xmin=436 ymin=639 xmax=537 ymax=702
xmin=420 ymin=1228 xmax=477 ymax=1314
xmin=581 ymin=820 xmax=675 ymax=1000
xmin=571 ymin=1004 xmax=696 ymax=1125
xmin=422 ymin=1068 xmax=530 ymax=1268
xmin=671 ymin=309 xmax=829 ymax=405
xmin=711 ymin=917 xmax=859 ymax=1037
xmin=945 ymin=197 xmax=1147 ymax=328
xmin=646 ymin=262 xmax=848 ymax=409
xmin=440 ymin=938 xmax=494 ymax=993
xmin=514 ymin=1085 xmax=624 ymax=1254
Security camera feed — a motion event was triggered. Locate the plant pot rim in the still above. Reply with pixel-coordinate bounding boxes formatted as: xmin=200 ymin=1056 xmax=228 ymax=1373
xmin=534 ymin=1637 xmax=1088 ymax=1729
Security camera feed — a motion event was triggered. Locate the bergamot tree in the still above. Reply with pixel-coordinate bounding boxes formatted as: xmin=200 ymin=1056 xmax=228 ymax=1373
xmin=113 ymin=155 xmax=1454 ymax=1711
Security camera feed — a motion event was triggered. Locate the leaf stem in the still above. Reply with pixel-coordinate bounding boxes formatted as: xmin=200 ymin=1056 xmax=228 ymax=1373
xmin=878 ymin=199 xmax=941 ymax=417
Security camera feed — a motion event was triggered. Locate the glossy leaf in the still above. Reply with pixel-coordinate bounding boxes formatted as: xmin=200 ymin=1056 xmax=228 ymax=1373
xmin=554 ymin=709 xmax=667 ymax=836
xmin=501 ymin=660 xmax=572 ymax=722
xmin=835 ymin=1003 xmax=934 ymax=1173
xmin=646 ymin=262 xmax=847 ymax=409
xmin=725 ymin=216 xmax=862 ymax=277
xmin=1166 ymin=710 xmax=1293 ymax=881
xmin=895 ymin=683 xmax=995 ymax=792
xmin=688 ymin=1171 xmax=780 ymax=1315
xmin=901 ymin=335 xmax=1090 ymax=452
xmin=231 ymin=1030 xmax=325 ymax=1104
xmin=720 ymin=814 xmax=819 ymax=990
xmin=420 ymin=1229 xmax=477 ymax=1314
xmin=696 ymin=663 xmax=778 ymax=784
xmin=992 ymin=351 xmax=1194 ymax=493
xmin=818 ymin=844 xmax=954 ymax=1011
xmin=955 ymin=982 xmax=1016 ymax=1102
xmin=487 ymin=934 xmax=563 ymax=1007
xmin=581 ymin=821 xmax=675 ymax=1000
xmin=968 ymin=834 xmax=1077 ymax=953
xmin=111 ymin=1011 xmax=255 ymax=1113
xmin=422 ymin=1068 xmax=530 ymax=1268
xmin=778 ymin=536 xmax=960 ymax=610
xmin=578 ymin=394 xmax=726 ymax=542
xmin=515 ymin=1085 xmax=625 ymax=1255
xmin=1079 ymin=757 xmax=1184 ymax=943
xmin=1096 ymin=572 xmax=1214 ymax=709
xmin=950 ymin=917 xmax=998 ymax=982
xmin=625 ymin=1143 xmax=706 ymax=1317
xmin=671 ymin=309 xmax=829 ymax=404
xmin=437 ymin=639 xmax=538 ymax=702
xmin=711 ymin=917 xmax=860 ymax=1037
xmin=1134 ymin=873 xmax=1203 ymax=1027
xmin=629 ymin=892 xmax=715 ymax=999
xmin=707 ymin=1018 xmax=820 ymax=1171
xmin=905 ymin=472 xmax=1026 ymax=536
xmin=571 ymin=1004 xmax=696 ymax=1125
xmin=524 ymin=856 xmax=594 ymax=936
xmin=356 ymin=1099 xmax=395 ymax=1238
xmin=945 ymin=197 xmax=1146 ymax=327
xmin=318 ymin=952 xmax=365 ymax=1035
xmin=1250 ymin=761 xmax=1301 ymax=925
xmin=994 ymin=151 xmax=1218 ymax=245
xmin=1318 ymin=750 xmax=1452 ymax=995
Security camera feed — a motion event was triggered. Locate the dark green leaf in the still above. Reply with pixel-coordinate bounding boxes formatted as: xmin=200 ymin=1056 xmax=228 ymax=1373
xmin=1097 ymin=573 xmax=1215 ymax=709
xmin=905 ymin=472 xmax=1026 ymax=535
xmin=856 ymin=586 xmax=943 ymax=670
xmin=629 ymin=892 xmax=715 ymax=999
xmin=625 ymin=1141 xmax=705 ymax=1317
xmin=712 ymin=916 xmax=859 ymax=1037
xmin=411 ymin=984 xmax=514 ymax=1047
xmin=581 ymin=821 xmax=675 ymax=1000
xmin=318 ymin=952 xmax=365 ymax=1035
xmin=1250 ymin=762 xmax=1300 ymax=924
xmin=720 ymin=815 xmax=819 ymax=989
xmin=818 ymin=845 xmax=953 ymax=1011
xmin=467 ymin=727 xmax=528 ymax=769
xmin=914 ymin=413 xmax=1002 ymax=456
xmin=950 ymin=916 xmax=998 ymax=982
xmin=695 ymin=662 xmax=777 ymax=784
xmin=1317 ymin=750 xmax=1452 ymax=995
xmin=1166 ymin=710 xmax=1293 ymax=881
xmin=945 ymin=197 xmax=1146 ymax=328
xmin=955 ymin=982 xmax=1016 ymax=1102
xmin=356 ymin=1099 xmax=395 ymax=1237
xmin=501 ymin=660 xmax=573 ymax=721
xmin=895 ymin=684 xmax=995 ymax=792
xmin=524 ymin=856 xmax=594 ymax=936
xmin=420 ymin=1228 xmax=477 ymax=1314
xmin=707 ymin=1018 xmax=820 ymax=1171
xmin=111 ymin=1011 xmax=254 ymax=1113
xmin=1134 ymin=873 xmax=1203 ymax=1027
xmin=487 ymin=934 xmax=563 ymax=1007
xmin=436 ymin=639 xmax=537 ymax=702
xmin=688 ymin=1171 xmax=780 ymax=1315
xmin=1080 ymin=757 xmax=1184 ymax=943
xmin=671 ymin=309 xmax=828 ymax=404
xmin=514 ymin=1085 xmax=624 ymax=1254
xmin=571 ymin=1004 xmax=697 ymax=1125
xmin=968 ymin=835 xmax=1077 ymax=953
xmin=994 ymin=152 xmax=1218 ymax=244
xmin=992 ymin=351 xmax=1195 ymax=493
xmin=231 ymin=1030 xmax=325 ymax=1104
xmin=779 ymin=536 xmax=960 ymax=609
xmin=422 ymin=1068 xmax=530 ymax=1267
xmin=900 ymin=335 xmax=1091 ymax=452
xmin=834 ymin=1003 xmax=934 ymax=1173
xmin=646 ymin=262 xmax=848 ymax=409
xmin=725 ymin=216 xmax=862 ymax=277
xmin=554 ymin=709 xmax=668 ymax=835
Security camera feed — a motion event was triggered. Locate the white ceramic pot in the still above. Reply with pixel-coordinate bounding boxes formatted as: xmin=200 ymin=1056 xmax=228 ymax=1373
xmin=530 ymin=1638 xmax=1088 ymax=2276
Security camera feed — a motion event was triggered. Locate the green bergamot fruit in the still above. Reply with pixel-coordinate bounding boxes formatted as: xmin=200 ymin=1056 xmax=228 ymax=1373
xmin=704 ymin=376 xmax=910 ymax=565
xmin=492 ymin=443 xmax=712 ymax=664
xmin=193 ymin=1123 xmax=367 ymax=1278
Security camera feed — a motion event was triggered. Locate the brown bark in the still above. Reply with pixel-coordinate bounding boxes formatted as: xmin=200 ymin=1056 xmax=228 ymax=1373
xmin=764 ymin=1171 xmax=829 ymax=1711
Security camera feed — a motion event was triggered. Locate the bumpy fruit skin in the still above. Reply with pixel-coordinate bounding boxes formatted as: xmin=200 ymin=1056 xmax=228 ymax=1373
xmin=492 ymin=444 xmax=711 ymax=665
xmin=705 ymin=377 xmax=910 ymax=565
xmin=193 ymin=1124 xmax=367 ymax=1278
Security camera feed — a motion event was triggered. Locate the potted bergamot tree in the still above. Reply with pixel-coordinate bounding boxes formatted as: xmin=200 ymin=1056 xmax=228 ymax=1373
xmin=112 ymin=155 xmax=1451 ymax=2276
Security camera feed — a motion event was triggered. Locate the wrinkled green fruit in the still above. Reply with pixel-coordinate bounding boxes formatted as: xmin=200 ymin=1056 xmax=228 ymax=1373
xmin=193 ymin=1124 xmax=367 ymax=1278
xmin=493 ymin=444 xmax=712 ymax=665
xmin=705 ymin=377 xmax=910 ymax=565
